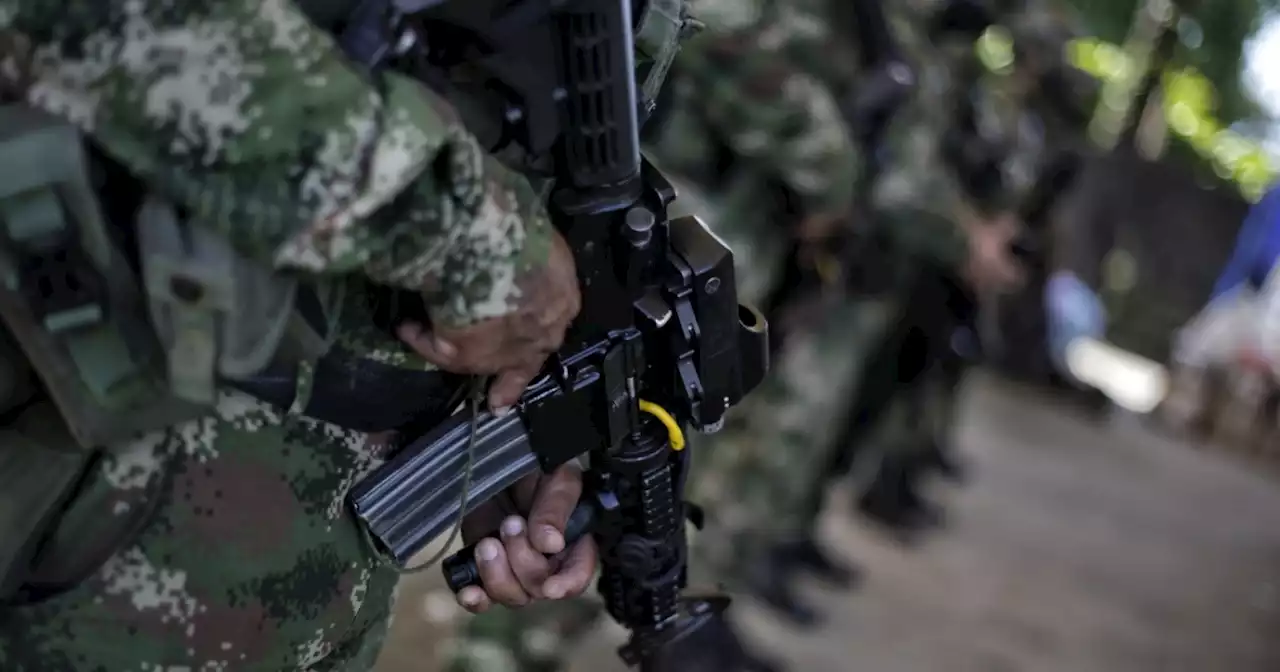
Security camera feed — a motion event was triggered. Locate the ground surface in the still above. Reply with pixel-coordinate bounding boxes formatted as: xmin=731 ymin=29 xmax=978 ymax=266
xmin=376 ymin=372 xmax=1280 ymax=672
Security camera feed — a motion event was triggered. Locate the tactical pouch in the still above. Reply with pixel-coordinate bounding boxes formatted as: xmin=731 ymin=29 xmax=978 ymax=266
xmin=0 ymin=107 xmax=329 ymax=603
xmin=0 ymin=105 xmax=208 ymax=451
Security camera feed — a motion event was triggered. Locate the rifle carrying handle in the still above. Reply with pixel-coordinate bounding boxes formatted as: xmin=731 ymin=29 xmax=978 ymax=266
xmin=442 ymin=500 xmax=597 ymax=592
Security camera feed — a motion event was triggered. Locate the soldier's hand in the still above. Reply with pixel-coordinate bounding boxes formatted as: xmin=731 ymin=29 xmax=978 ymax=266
xmin=795 ymin=210 xmax=849 ymax=287
xmin=795 ymin=211 xmax=846 ymax=244
xmin=454 ymin=463 xmax=598 ymax=613
xmin=398 ymin=230 xmax=581 ymax=411
xmin=963 ymin=213 xmax=1024 ymax=293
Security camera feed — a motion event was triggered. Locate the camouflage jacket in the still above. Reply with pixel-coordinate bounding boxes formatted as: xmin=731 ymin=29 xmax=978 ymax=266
xmin=0 ymin=2 xmax=690 ymax=671
xmin=1 ymin=0 xmax=693 ymax=365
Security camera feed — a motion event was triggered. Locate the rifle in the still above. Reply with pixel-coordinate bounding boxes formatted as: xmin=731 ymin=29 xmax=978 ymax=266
xmin=339 ymin=0 xmax=770 ymax=667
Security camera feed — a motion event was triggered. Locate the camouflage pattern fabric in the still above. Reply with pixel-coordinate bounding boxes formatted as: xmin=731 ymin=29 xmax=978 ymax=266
xmin=649 ymin=0 xmax=860 ymax=219
xmin=0 ymin=393 xmax=403 ymax=671
xmin=689 ymin=292 xmax=895 ymax=561
xmin=0 ymin=0 xmax=500 ymax=667
xmin=875 ymin=1 xmax=974 ymax=223
xmin=972 ymin=69 xmax=1046 ymax=211
xmin=442 ymin=598 xmax=604 ymax=672
xmin=0 ymin=1 xmax=687 ymax=671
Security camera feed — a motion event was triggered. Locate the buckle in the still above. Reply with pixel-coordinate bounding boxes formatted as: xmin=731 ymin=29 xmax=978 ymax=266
xmin=16 ymin=230 xmax=105 ymax=334
xmin=1 ymin=186 xmax=106 ymax=334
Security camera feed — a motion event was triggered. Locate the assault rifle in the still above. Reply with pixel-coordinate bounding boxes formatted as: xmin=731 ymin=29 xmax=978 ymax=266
xmin=339 ymin=0 xmax=770 ymax=668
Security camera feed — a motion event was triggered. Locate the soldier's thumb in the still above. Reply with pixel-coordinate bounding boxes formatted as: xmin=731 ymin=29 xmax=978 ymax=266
xmin=488 ymin=362 xmax=541 ymax=412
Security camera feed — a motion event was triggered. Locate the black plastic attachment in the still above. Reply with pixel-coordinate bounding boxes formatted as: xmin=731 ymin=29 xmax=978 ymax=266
xmin=14 ymin=229 xmax=105 ymax=333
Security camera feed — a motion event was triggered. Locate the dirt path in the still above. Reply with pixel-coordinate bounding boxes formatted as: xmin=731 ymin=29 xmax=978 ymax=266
xmin=378 ymin=373 xmax=1280 ymax=672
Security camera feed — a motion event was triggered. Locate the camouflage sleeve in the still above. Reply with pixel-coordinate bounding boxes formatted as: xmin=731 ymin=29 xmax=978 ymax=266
xmin=677 ymin=29 xmax=859 ymax=216
xmin=4 ymin=0 xmax=551 ymax=328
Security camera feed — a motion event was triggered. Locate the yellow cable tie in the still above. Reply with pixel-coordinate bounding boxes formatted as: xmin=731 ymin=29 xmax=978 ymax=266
xmin=815 ymin=252 xmax=841 ymax=287
xmin=638 ymin=399 xmax=686 ymax=451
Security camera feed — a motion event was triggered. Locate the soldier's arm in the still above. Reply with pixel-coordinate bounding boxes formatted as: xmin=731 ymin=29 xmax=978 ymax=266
xmin=6 ymin=0 xmax=551 ymax=328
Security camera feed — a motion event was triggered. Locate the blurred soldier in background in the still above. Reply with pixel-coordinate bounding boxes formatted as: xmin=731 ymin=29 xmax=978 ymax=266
xmin=788 ymin=0 xmax=1026 ymax=544
xmin=652 ymin=0 xmax=868 ymax=630
xmin=1006 ymin=2 xmax=1123 ymax=394
xmin=911 ymin=0 xmax=1063 ymax=484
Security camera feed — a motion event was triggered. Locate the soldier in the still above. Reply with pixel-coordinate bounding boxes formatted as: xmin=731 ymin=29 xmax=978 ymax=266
xmin=909 ymin=1 xmax=1054 ymax=486
xmin=649 ymin=0 xmax=868 ymax=628
xmin=797 ymin=0 xmax=1026 ymax=541
xmin=443 ymin=1 xmax=867 ymax=669
xmin=864 ymin=0 xmax=1093 ymax=530
xmin=992 ymin=3 xmax=1115 ymax=396
xmin=0 ymin=0 xmax=691 ymax=669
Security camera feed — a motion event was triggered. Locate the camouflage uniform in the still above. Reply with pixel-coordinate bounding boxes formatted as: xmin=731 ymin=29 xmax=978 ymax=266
xmin=679 ymin=0 xmax=889 ymax=560
xmin=841 ymin=1 xmax=1077 ymax=507
xmin=0 ymin=0 xmax=679 ymax=670
xmin=652 ymin=0 xmax=864 ymax=577
xmin=443 ymin=0 xmax=866 ymax=668
xmin=815 ymin=0 xmax=987 ymax=520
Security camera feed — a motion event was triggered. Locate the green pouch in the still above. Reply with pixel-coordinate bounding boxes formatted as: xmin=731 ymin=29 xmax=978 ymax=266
xmin=0 ymin=105 xmax=206 ymax=451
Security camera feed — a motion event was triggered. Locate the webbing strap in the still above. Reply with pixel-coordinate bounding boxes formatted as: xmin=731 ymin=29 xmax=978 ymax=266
xmin=636 ymin=0 xmax=698 ymax=112
xmin=138 ymin=203 xmax=235 ymax=405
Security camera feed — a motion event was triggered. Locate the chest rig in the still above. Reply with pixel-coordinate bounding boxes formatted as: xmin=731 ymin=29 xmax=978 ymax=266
xmin=0 ymin=106 xmax=343 ymax=603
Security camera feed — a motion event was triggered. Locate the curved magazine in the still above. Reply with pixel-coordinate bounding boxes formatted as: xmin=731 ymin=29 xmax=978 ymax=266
xmin=349 ymin=410 xmax=539 ymax=565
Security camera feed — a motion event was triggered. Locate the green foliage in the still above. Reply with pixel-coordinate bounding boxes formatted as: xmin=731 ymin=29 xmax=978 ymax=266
xmin=1056 ymin=0 xmax=1277 ymax=200
xmin=1070 ymin=38 xmax=1276 ymax=200
xmin=1065 ymin=0 xmax=1141 ymax=44
xmin=1187 ymin=0 xmax=1273 ymax=121
xmin=1063 ymin=0 xmax=1275 ymax=123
